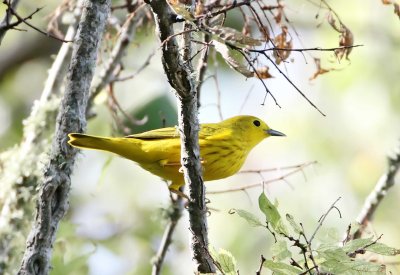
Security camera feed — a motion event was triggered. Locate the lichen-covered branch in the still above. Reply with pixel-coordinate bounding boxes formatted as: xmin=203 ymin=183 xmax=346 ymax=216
xmin=146 ymin=0 xmax=215 ymax=272
xmin=0 ymin=19 xmax=77 ymax=274
xmin=17 ymin=1 xmax=110 ymax=274
xmin=350 ymin=141 xmax=400 ymax=240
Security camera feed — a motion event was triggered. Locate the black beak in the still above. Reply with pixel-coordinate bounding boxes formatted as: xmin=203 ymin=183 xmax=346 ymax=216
xmin=266 ymin=129 xmax=286 ymax=137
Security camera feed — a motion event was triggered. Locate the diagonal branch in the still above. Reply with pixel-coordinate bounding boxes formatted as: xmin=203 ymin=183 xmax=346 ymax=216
xmin=4 ymin=3 xmax=72 ymax=43
xmin=151 ymin=194 xmax=184 ymax=275
xmin=349 ymin=141 xmax=400 ymax=240
xmin=87 ymin=3 xmax=147 ymax=114
xmin=17 ymin=1 xmax=110 ymax=274
xmin=208 ymin=161 xmax=315 ymax=195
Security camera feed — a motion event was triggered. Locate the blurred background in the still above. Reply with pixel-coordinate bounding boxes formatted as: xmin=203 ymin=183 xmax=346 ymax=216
xmin=1 ymin=0 xmax=399 ymax=274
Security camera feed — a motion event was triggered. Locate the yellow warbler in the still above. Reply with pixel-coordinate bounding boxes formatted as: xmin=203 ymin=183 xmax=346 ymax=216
xmin=68 ymin=115 xmax=285 ymax=191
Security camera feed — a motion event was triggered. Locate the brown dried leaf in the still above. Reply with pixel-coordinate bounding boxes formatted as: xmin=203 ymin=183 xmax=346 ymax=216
xmin=167 ymin=0 xmax=194 ymax=20
xmin=327 ymin=11 xmax=340 ymax=32
xmin=335 ymin=24 xmax=354 ymax=61
xmin=309 ymin=58 xmax=331 ymax=81
xmin=394 ymin=3 xmax=400 ymax=19
xmin=254 ymin=66 xmax=273 ymax=79
xmin=273 ymin=26 xmax=292 ymax=64
xmin=274 ymin=8 xmax=283 ymax=24
xmin=195 ymin=1 xmax=204 ymax=17
xmin=381 ymin=0 xmax=393 ymax=5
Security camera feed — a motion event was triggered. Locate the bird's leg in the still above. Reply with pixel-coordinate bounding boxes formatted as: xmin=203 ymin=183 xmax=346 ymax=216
xmin=169 ymin=187 xmax=189 ymax=200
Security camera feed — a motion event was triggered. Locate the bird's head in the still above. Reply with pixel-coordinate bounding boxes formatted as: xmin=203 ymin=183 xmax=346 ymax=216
xmin=226 ymin=115 xmax=285 ymax=148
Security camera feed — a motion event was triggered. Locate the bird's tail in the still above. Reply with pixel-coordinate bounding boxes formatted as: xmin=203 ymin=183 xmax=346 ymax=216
xmin=68 ymin=133 xmax=145 ymax=161
xmin=68 ymin=133 xmax=112 ymax=150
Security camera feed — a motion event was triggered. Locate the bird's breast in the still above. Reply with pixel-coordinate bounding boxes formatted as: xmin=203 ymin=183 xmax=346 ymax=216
xmin=200 ymin=139 xmax=248 ymax=181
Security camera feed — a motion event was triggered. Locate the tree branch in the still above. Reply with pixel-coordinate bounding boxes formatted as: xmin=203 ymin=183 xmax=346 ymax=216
xmin=208 ymin=161 xmax=315 ymax=194
xmin=17 ymin=0 xmax=110 ymax=274
xmin=151 ymin=194 xmax=184 ymax=275
xmin=87 ymin=3 xmax=146 ymax=114
xmin=0 ymin=13 xmax=78 ymax=275
xmin=349 ymin=141 xmax=400 ymax=240
xmin=146 ymin=0 xmax=215 ymax=272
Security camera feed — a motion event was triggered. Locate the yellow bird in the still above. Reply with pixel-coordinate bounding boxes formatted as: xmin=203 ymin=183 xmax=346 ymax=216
xmin=68 ymin=115 xmax=285 ymax=191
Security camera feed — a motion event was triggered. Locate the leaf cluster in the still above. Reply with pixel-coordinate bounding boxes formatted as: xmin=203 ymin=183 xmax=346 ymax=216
xmin=209 ymin=193 xmax=400 ymax=274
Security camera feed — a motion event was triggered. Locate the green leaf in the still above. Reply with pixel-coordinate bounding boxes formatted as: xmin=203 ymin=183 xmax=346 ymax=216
xmin=343 ymin=237 xmax=400 ymax=256
xmin=271 ymin=240 xmax=292 ymax=261
xmin=317 ymin=248 xmax=349 ymax=262
xmin=209 ymin=247 xmax=237 ymax=275
xmin=343 ymin=237 xmax=374 ymax=253
xmin=233 ymin=209 xmax=264 ymax=227
xmin=285 ymin=214 xmax=302 ymax=234
xmin=258 ymin=193 xmax=288 ymax=235
xmin=317 ymin=227 xmax=341 ymax=246
xmin=320 ymin=259 xmax=385 ymax=274
xmin=263 ymin=260 xmax=302 ymax=275
xmin=365 ymin=242 xmax=400 ymax=256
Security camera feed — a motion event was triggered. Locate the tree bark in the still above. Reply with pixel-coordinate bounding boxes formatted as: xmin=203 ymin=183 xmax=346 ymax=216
xmin=147 ymin=0 xmax=216 ymax=272
xmin=17 ymin=0 xmax=110 ymax=274
xmin=0 ymin=19 xmax=78 ymax=275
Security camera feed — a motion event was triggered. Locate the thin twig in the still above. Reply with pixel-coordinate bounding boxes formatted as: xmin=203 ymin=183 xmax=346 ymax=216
xmin=249 ymin=44 xmax=363 ymax=53
xmin=6 ymin=4 xmax=72 ymax=43
xmin=113 ymin=50 xmax=155 ymax=82
xmin=151 ymin=194 xmax=184 ymax=275
xmin=195 ymin=0 xmax=253 ymax=20
xmin=309 ymin=197 xmax=342 ymax=243
xmin=300 ymin=223 xmax=320 ymax=274
xmin=88 ymin=4 xmax=146 ymax=113
xmin=209 ymin=74 xmax=224 ymax=120
xmin=195 ymin=32 xmax=211 ymax=108
xmin=0 ymin=0 xmax=20 ymax=44
xmin=232 ymin=46 xmax=280 ymax=108
xmin=208 ymin=162 xmax=313 ymax=194
xmin=107 ymin=85 xmax=148 ymax=129
xmin=262 ymin=52 xmax=326 ymax=116
xmin=255 ymin=255 xmax=266 ymax=275
xmin=238 ymin=85 xmax=254 ymax=114
xmin=239 ymin=161 xmax=317 ymax=174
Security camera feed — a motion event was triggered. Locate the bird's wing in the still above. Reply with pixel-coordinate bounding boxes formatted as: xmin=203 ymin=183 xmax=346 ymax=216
xmin=200 ymin=124 xmax=231 ymax=140
xmin=126 ymin=124 xmax=229 ymax=140
xmin=126 ymin=127 xmax=179 ymax=139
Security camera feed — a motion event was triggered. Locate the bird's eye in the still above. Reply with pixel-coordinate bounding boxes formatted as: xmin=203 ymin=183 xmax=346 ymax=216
xmin=253 ymin=120 xmax=261 ymax=127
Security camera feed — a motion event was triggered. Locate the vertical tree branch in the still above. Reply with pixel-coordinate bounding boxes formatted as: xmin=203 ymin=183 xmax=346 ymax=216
xmin=0 ymin=13 xmax=78 ymax=274
xmin=17 ymin=0 xmax=110 ymax=274
xmin=146 ymin=0 xmax=215 ymax=273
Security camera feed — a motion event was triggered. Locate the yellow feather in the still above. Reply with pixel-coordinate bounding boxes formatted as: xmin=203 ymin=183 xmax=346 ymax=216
xmin=68 ymin=115 xmax=285 ymax=190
